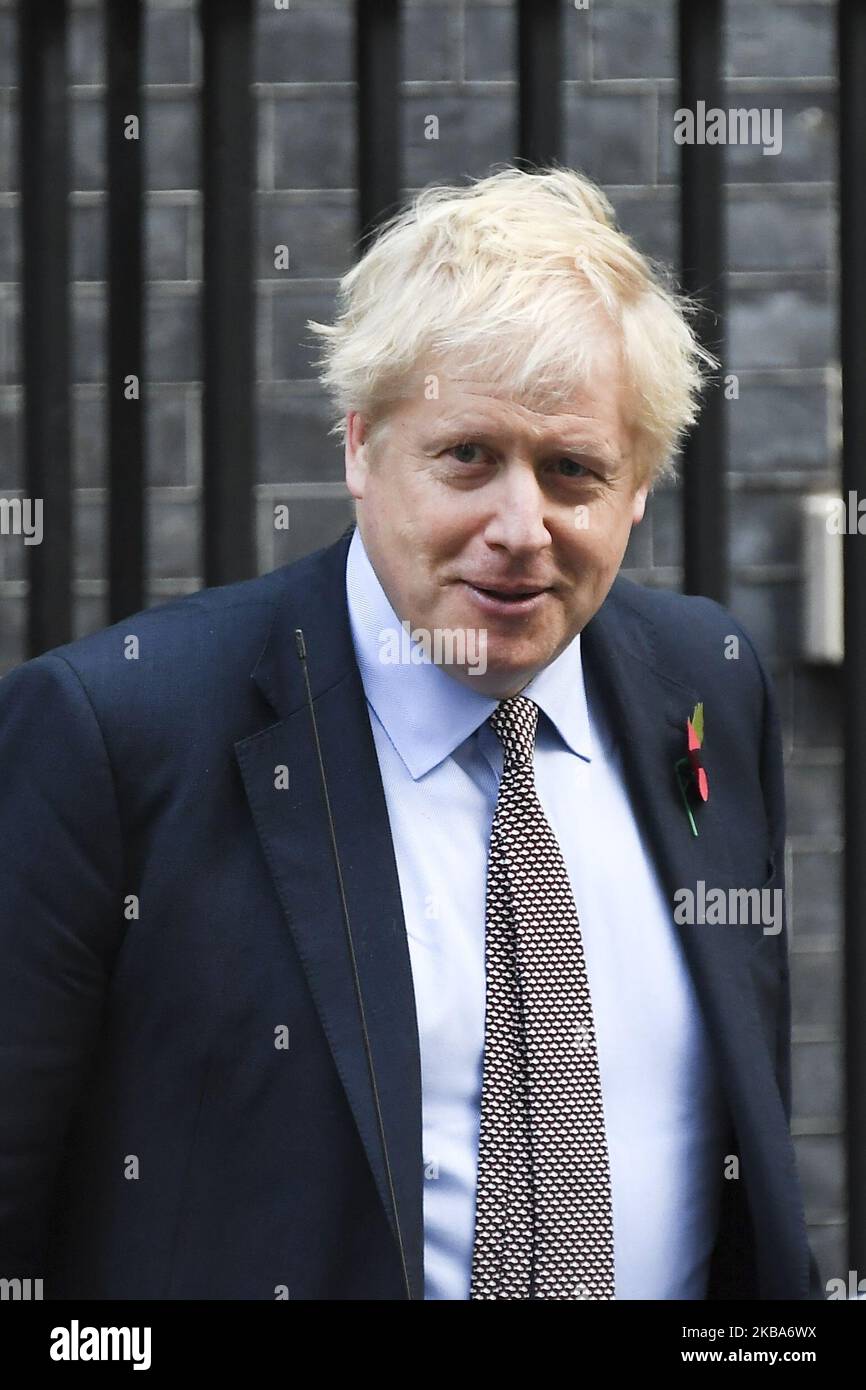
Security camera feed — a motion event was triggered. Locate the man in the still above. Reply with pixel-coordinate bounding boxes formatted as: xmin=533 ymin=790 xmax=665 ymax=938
xmin=0 ymin=166 xmax=823 ymax=1300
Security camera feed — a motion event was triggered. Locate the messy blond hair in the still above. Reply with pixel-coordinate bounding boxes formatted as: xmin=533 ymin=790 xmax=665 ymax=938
xmin=307 ymin=163 xmax=717 ymax=486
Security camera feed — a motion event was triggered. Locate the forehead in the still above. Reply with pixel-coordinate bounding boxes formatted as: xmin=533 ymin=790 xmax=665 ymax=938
xmin=404 ymin=344 xmax=627 ymax=454
xmin=433 ymin=377 xmax=614 ymax=429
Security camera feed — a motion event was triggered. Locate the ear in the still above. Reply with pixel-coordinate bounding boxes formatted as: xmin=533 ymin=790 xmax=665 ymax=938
xmin=345 ymin=412 xmax=370 ymax=501
xmin=631 ymin=480 xmax=649 ymax=525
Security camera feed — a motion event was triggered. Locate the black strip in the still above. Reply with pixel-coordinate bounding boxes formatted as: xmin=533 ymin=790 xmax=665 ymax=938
xmin=107 ymin=0 xmax=145 ymax=621
xmin=356 ymin=0 xmax=401 ymax=252
xmin=517 ymin=0 xmax=562 ymax=168
xmin=201 ymin=0 xmax=255 ymax=585
xmin=839 ymin=0 xmax=866 ymax=1279
xmin=678 ymin=0 xmax=727 ymax=603
xmin=21 ymin=0 xmax=71 ymax=654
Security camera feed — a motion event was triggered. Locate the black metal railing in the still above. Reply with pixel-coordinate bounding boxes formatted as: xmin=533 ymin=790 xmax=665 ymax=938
xmin=21 ymin=0 xmax=71 ymax=653
xmin=679 ymin=0 xmax=727 ymax=605
xmin=106 ymin=0 xmax=145 ymax=620
xmin=201 ymin=0 xmax=255 ymax=586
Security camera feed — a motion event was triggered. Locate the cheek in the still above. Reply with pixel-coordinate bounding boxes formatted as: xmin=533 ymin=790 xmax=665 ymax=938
xmin=590 ymin=495 xmax=637 ymax=552
xmin=367 ymin=472 xmax=427 ymax=551
xmin=376 ymin=459 xmax=455 ymax=538
xmin=562 ymin=516 xmax=623 ymax=566
xmin=414 ymin=499 xmax=479 ymax=560
xmin=558 ymin=510 xmax=633 ymax=592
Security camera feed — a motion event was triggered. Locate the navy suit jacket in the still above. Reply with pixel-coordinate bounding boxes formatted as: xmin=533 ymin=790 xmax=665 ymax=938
xmin=0 ymin=522 xmax=825 ymax=1299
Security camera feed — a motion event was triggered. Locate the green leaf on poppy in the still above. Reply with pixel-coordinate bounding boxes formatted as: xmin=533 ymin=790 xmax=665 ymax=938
xmin=691 ymin=701 xmax=704 ymax=746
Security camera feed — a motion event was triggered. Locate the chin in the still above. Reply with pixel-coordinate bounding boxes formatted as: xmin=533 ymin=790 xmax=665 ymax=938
xmin=489 ymin=632 xmax=562 ymax=665
xmin=479 ymin=653 xmax=548 ymax=690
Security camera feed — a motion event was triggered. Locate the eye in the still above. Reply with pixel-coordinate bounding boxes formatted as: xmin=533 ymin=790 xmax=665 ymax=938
xmin=447 ymin=442 xmax=485 ymax=465
xmin=556 ymin=457 xmax=593 ymax=479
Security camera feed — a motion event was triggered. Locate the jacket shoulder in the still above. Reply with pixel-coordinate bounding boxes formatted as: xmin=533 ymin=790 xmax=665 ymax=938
xmin=0 ymin=566 xmax=292 ymax=729
xmin=605 ymin=575 xmax=768 ymax=690
xmin=45 ymin=567 xmax=284 ymax=663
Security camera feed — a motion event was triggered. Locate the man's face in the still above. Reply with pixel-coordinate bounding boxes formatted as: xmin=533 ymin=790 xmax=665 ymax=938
xmin=345 ymin=333 xmax=649 ymax=698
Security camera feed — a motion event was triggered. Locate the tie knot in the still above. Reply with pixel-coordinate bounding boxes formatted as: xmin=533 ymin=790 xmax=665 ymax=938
xmin=488 ymin=695 xmax=539 ymax=768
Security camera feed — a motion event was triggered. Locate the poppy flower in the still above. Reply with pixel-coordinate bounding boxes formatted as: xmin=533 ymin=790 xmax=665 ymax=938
xmin=686 ymin=702 xmax=709 ymax=803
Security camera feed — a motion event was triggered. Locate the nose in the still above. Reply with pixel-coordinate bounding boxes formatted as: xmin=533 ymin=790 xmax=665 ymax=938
xmin=481 ymin=461 xmax=552 ymax=556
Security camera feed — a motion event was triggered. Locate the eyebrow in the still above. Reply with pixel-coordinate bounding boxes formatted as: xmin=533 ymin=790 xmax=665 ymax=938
xmin=425 ymin=419 xmax=620 ymax=465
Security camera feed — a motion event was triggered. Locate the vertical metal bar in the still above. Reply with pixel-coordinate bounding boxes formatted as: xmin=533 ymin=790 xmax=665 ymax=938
xmin=201 ymin=0 xmax=255 ymax=585
xmin=678 ymin=0 xmax=728 ymax=603
xmin=839 ymin=0 xmax=866 ymax=1277
xmin=21 ymin=0 xmax=71 ymax=653
xmin=356 ymin=0 xmax=400 ymax=252
xmin=106 ymin=0 xmax=145 ymax=621
xmin=517 ymin=0 xmax=562 ymax=167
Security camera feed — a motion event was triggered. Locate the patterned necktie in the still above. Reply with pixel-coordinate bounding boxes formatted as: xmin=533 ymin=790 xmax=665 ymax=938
xmin=470 ymin=694 xmax=616 ymax=1300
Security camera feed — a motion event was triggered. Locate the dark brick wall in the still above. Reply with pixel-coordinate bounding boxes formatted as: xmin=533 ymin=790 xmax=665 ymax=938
xmin=0 ymin=0 xmax=845 ymax=1283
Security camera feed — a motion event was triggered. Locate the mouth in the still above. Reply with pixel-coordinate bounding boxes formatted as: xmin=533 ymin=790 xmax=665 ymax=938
xmin=461 ymin=580 xmax=552 ymax=616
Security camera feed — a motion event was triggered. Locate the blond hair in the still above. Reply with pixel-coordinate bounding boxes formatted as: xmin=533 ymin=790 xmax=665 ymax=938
xmin=307 ymin=163 xmax=717 ymax=485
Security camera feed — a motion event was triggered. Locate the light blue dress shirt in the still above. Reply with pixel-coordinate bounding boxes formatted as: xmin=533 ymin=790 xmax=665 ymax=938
xmin=345 ymin=525 xmax=730 ymax=1300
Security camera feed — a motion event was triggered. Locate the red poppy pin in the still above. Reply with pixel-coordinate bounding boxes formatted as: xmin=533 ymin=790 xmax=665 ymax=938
xmin=675 ymin=702 xmax=709 ymax=837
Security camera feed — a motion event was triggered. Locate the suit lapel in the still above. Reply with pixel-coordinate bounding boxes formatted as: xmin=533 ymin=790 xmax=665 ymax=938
xmin=582 ymin=582 xmax=808 ymax=1298
xmin=234 ymin=529 xmax=424 ymax=1299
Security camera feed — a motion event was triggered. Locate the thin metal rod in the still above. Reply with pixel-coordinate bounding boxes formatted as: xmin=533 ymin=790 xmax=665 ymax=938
xmin=517 ymin=0 xmax=562 ymax=168
xmin=201 ymin=0 xmax=255 ymax=584
xmin=21 ymin=0 xmax=71 ymax=653
xmin=356 ymin=0 xmax=401 ymax=252
xmin=107 ymin=0 xmax=145 ymax=621
xmin=679 ymin=0 xmax=728 ymax=603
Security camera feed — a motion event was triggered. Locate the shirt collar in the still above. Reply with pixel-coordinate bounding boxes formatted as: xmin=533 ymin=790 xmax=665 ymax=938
xmin=345 ymin=525 xmax=594 ymax=780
